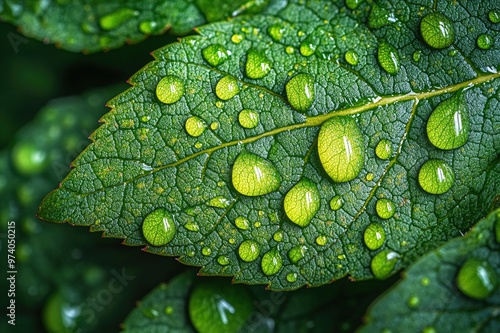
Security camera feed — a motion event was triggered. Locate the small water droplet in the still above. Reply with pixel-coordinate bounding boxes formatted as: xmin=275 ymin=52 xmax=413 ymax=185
xmin=421 ymin=277 xmax=430 ymax=286
xmin=261 ymin=248 xmax=283 ymax=275
xmin=286 ymin=272 xmax=298 ymax=282
xmin=142 ymin=209 xmax=176 ymax=246
xmin=164 ymin=306 xmax=174 ymax=315
xmin=215 ymin=101 xmax=224 ymax=109
xmin=254 ymin=221 xmax=262 ymax=228
xmin=448 ymin=49 xmax=458 ymax=57
xmin=284 ymin=179 xmax=320 ymax=227
xmin=156 ymin=75 xmax=184 ymax=105
xmin=139 ymin=21 xmax=158 ymax=34
xmin=426 ymin=93 xmax=470 ymax=150
xmin=202 ymin=247 xmax=212 ymax=256
xmin=217 ymin=255 xmax=230 ymax=265
xmin=364 ymin=223 xmax=386 ymax=250
xmin=216 ymin=76 xmax=240 ymax=100
xmin=202 ymin=44 xmax=230 ymax=67
xmin=210 ymin=121 xmax=220 ymax=130
xmin=377 ymin=42 xmax=400 ymax=75
xmin=318 ymin=117 xmax=365 ymax=182
xmin=238 ymin=109 xmax=259 ymax=129
xmin=285 ymin=46 xmax=295 ymax=54
xmin=299 ymin=34 xmax=317 ymax=57
xmin=365 ymin=172 xmax=375 ymax=181
xmin=235 ymin=216 xmax=250 ymax=230
xmin=489 ymin=9 xmax=500 ymax=23
xmin=268 ymin=24 xmax=284 ymax=41
xmin=477 ymin=33 xmax=494 ymax=50
xmin=370 ymin=249 xmax=400 ymax=279
xmin=288 ymin=245 xmax=308 ymax=264
xmin=99 ymin=8 xmax=137 ymax=30
xmin=369 ymin=4 xmax=396 ymax=29
xmin=346 ymin=0 xmax=363 ymax=10
xmin=422 ymin=327 xmax=436 ymax=333
xmin=329 ymin=195 xmax=344 ymax=211
xmin=245 ymin=49 xmax=272 ymax=79
xmin=420 ymin=12 xmax=455 ymax=49
xmin=185 ymin=116 xmax=206 ymax=137
xmin=457 ymin=258 xmax=498 ymax=299
xmin=228 ymin=238 xmax=236 ymax=244
xmin=286 ymin=73 xmax=315 ymax=112
xmin=376 ymin=199 xmax=395 ymax=219
xmin=207 ymin=196 xmax=232 ymax=208
xmin=142 ymin=308 xmax=159 ymax=318
xmin=232 ymin=151 xmax=281 ymax=196
xmin=231 ymin=34 xmax=244 ymax=44
xmin=418 ymin=159 xmax=454 ymax=194
xmin=184 ymin=222 xmax=199 ymax=232
xmin=238 ymin=240 xmax=260 ymax=262
xmin=194 ymin=142 xmax=203 ymax=149
xmin=81 ymin=21 xmax=99 ymax=34
xmin=273 ymin=230 xmax=284 ymax=242
xmin=141 ymin=115 xmax=150 ymax=123
xmin=407 ymin=295 xmax=420 ymax=308
xmin=412 ymin=50 xmax=422 ymax=62
xmin=375 ymin=139 xmax=393 ymax=160
xmin=345 ymin=50 xmax=359 ymax=65
xmin=316 ymin=235 xmax=328 ymax=246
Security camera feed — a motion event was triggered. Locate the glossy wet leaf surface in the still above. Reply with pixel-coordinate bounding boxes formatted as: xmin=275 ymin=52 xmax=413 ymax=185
xmin=360 ymin=209 xmax=500 ymax=333
xmin=38 ymin=0 xmax=500 ymax=290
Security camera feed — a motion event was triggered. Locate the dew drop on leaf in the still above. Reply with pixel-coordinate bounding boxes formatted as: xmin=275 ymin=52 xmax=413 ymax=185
xmin=99 ymin=8 xmax=137 ymax=31
xmin=412 ymin=50 xmax=422 ymax=62
xmin=318 ymin=117 xmax=365 ymax=183
xmin=12 ymin=142 xmax=49 ymax=175
xmin=285 ymin=46 xmax=295 ymax=54
xmin=284 ymin=179 xmax=320 ymax=227
xmin=286 ymin=73 xmax=315 ymax=112
xmin=261 ymin=248 xmax=283 ymax=276
xmin=489 ymin=9 xmax=500 ymax=23
xmin=299 ymin=34 xmax=317 ymax=57
xmin=142 ymin=308 xmax=159 ymax=318
xmin=346 ymin=0 xmax=362 ymax=10
xmin=268 ymin=24 xmax=284 ymax=41
xmin=185 ymin=116 xmax=206 ymax=137
xmin=184 ymin=222 xmax=199 ymax=232
xmin=407 ymin=295 xmax=420 ymax=308
xmin=420 ymin=12 xmax=455 ymax=49
xmin=477 ymin=33 xmax=494 ymax=50
xmin=235 ymin=216 xmax=250 ymax=230
xmin=368 ymin=4 xmax=396 ymax=29
xmin=238 ymin=109 xmax=259 ymax=129
xmin=231 ymin=33 xmax=244 ymax=44
xmin=422 ymin=327 xmax=437 ymax=333
xmin=345 ymin=49 xmax=359 ymax=65
xmin=418 ymin=159 xmax=454 ymax=194
xmin=376 ymin=199 xmax=395 ymax=219
xmin=329 ymin=195 xmax=344 ymax=211
xmin=238 ymin=240 xmax=260 ymax=262
xmin=363 ymin=223 xmax=386 ymax=250
xmin=315 ymin=235 xmax=328 ymax=246
xmin=217 ymin=256 xmax=230 ymax=266
xmin=377 ymin=41 xmax=400 ymax=75
xmin=245 ymin=49 xmax=272 ymax=79
xmin=286 ymin=272 xmax=298 ymax=283
xmin=207 ymin=196 xmax=232 ymax=208
xmin=426 ymin=93 xmax=470 ymax=150
xmin=273 ymin=230 xmax=284 ymax=242
xmin=142 ymin=209 xmax=176 ymax=246
xmin=156 ymin=75 xmax=184 ymax=104
xmin=370 ymin=249 xmax=400 ymax=279
xmin=231 ymin=151 xmax=281 ymax=196
xmin=210 ymin=121 xmax=220 ymax=131
xmin=375 ymin=139 xmax=393 ymax=160
xmin=138 ymin=21 xmax=158 ymax=34
xmin=215 ymin=76 xmax=240 ymax=100
xmin=202 ymin=247 xmax=212 ymax=256
xmin=457 ymin=258 xmax=498 ymax=300
xmin=164 ymin=306 xmax=173 ymax=315
xmin=288 ymin=245 xmax=307 ymax=264
xmin=202 ymin=44 xmax=230 ymax=67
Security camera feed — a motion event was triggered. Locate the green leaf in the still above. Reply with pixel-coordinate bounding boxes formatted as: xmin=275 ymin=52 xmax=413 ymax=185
xmin=360 ymin=208 xmax=500 ymax=333
xmin=0 ymin=0 xmax=273 ymax=52
xmin=38 ymin=0 xmax=500 ymax=290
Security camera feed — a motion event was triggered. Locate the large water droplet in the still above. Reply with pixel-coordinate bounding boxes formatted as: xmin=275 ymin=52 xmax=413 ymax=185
xmin=185 ymin=116 xmax=206 ymax=137
xmin=232 ymin=151 xmax=281 ymax=196
xmin=238 ymin=240 xmax=260 ymax=262
xmin=329 ymin=195 xmax=344 ymax=211
xmin=477 ymin=33 xmax=494 ymax=50
xmin=288 ymin=245 xmax=307 ymax=264
xmin=377 ymin=42 xmax=400 ymax=75
xmin=489 ymin=9 xmax=500 ymax=23
xmin=156 ymin=76 xmax=184 ymax=104
xmin=261 ymin=248 xmax=283 ymax=276
xmin=284 ymin=179 xmax=320 ymax=227
xmin=202 ymin=44 xmax=230 ymax=67
xmin=286 ymin=73 xmax=315 ymax=112
xmin=318 ymin=117 xmax=365 ymax=183
xmin=299 ymin=34 xmax=317 ymax=57
xmin=426 ymin=94 xmax=470 ymax=150
xmin=215 ymin=76 xmax=240 ymax=100
xmin=238 ymin=109 xmax=259 ymax=129
xmin=376 ymin=199 xmax=395 ymax=219
xmin=375 ymin=139 xmax=393 ymax=160
xmin=420 ymin=12 xmax=455 ymax=49
xmin=345 ymin=50 xmax=359 ymax=66
xmin=245 ymin=50 xmax=272 ymax=79
xmin=268 ymin=24 xmax=284 ymax=41
xmin=370 ymin=249 xmax=400 ymax=279
xmin=142 ymin=209 xmax=176 ymax=246
xmin=418 ymin=159 xmax=454 ymax=194
xmin=457 ymin=258 xmax=498 ymax=300
xmin=364 ymin=223 xmax=386 ymax=250
xmin=99 ymin=8 xmax=137 ymax=30
xmin=235 ymin=216 xmax=250 ymax=230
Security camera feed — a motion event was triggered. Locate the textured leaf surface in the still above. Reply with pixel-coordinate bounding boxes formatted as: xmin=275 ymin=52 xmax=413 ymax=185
xmin=0 ymin=0 xmax=274 ymax=52
xmin=360 ymin=208 xmax=500 ymax=333
xmin=38 ymin=0 xmax=500 ymax=290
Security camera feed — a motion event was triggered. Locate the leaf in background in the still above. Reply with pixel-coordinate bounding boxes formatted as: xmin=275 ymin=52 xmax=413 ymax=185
xmin=0 ymin=0 xmax=275 ymax=53
xmin=359 ymin=208 xmax=500 ymax=333
xmin=38 ymin=0 xmax=500 ymax=290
